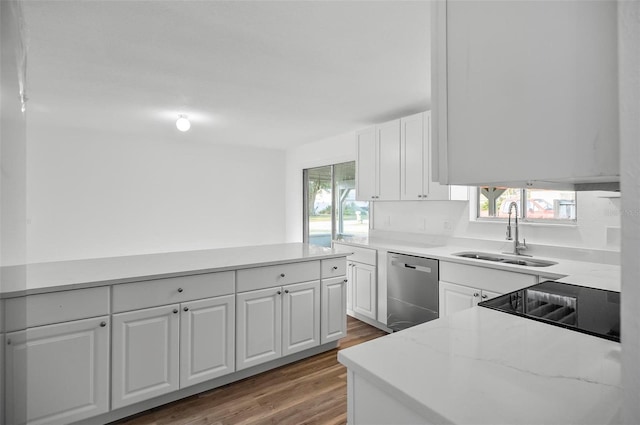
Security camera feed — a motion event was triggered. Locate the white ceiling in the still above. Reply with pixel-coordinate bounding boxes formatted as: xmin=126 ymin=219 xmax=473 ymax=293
xmin=22 ymin=1 xmax=431 ymax=150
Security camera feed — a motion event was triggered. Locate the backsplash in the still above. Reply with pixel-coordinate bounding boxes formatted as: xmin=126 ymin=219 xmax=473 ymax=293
xmin=372 ymin=191 xmax=621 ymax=254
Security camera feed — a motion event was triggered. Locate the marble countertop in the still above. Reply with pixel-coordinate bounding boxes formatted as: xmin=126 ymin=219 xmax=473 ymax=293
xmin=338 ymin=307 xmax=622 ymax=425
xmin=333 ymin=237 xmax=620 ymax=292
xmin=0 ymin=243 xmax=348 ymax=298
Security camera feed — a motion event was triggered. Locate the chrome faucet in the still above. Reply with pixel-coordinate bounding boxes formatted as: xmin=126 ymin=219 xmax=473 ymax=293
xmin=505 ymin=201 xmax=527 ymax=255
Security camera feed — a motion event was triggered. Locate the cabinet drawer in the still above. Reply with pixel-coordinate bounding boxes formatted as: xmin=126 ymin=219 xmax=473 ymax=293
xmin=236 ymin=261 xmax=320 ymax=292
xmin=321 ymin=258 xmax=347 ymax=278
xmin=112 ymin=271 xmax=234 ymax=313
xmin=334 ymin=244 xmax=376 ymax=266
xmin=440 ymin=261 xmax=538 ymax=294
xmin=4 ymin=286 xmax=110 ymax=332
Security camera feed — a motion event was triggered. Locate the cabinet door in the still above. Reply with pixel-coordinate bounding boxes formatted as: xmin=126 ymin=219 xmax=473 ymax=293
xmin=439 ymin=281 xmax=480 ymax=317
xmin=282 ymin=281 xmax=320 ymax=356
xmin=112 ymin=305 xmax=180 ymax=409
xmin=356 ymin=127 xmax=377 ymax=201
xmin=352 ymin=262 xmax=377 ymax=320
xmin=180 ymin=295 xmax=235 ymax=388
xmin=5 ymin=316 xmax=110 ymax=425
xmin=433 ymin=1 xmax=618 ymax=186
xmin=401 ymin=112 xmax=426 ymax=200
xmin=236 ymin=287 xmax=282 ymax=370
xmin=377 ymin=119 xmax=401 ymax=201
xmin=321 ymin=276 xmax=348 ymax=344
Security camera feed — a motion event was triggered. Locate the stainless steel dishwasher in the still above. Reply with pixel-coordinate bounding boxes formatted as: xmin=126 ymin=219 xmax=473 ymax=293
xmin=387 ymin=252 xmax=439 ymax=332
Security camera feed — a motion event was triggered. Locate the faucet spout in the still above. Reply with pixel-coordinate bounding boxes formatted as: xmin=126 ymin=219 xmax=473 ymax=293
xmin=505 ymin=201 xmax=527 ymax=255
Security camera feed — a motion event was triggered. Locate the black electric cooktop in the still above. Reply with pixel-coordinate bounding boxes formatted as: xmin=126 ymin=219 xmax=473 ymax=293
xmin=479 ymin=280 xmax=620 ymax=342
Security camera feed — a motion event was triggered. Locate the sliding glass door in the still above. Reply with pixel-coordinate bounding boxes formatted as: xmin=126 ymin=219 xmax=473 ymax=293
xmin=303 ymin=162 xmax=368 ymax=247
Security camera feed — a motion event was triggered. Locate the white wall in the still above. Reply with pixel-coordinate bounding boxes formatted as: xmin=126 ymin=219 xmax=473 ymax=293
xmin=285 ymin=130 xmax=356 ymax=243
xmin=288 ymin=129 xmax=621 ymax=255
xmin=373 ymin=188 xmax=620 ymax=251
xmin=373 ymin=191 xmax=621 ymax=252
xmin=26 ymin=128 xmax=287 ymax=263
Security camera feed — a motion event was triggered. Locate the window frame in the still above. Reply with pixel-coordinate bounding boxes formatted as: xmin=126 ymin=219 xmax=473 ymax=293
xmin=475 ymin=187 xmax=578 ymax=224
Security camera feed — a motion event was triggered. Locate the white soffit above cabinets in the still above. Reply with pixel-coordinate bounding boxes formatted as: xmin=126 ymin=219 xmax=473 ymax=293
xmin=21 ymin=1 xmax=431 ymax=150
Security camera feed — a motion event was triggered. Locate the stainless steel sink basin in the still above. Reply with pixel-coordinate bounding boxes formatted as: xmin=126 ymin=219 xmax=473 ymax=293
xmin=452 ymin=251 xmax=557 ymax=267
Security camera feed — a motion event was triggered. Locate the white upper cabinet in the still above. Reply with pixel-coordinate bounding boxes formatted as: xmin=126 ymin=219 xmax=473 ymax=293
xmin=357 ymin=113 xmax=468 ymax=201
xmin=356 ymin=120 xmax=401 ymax=201
xmin=401 ymin=111 xmax=459 ymax=200
xmin=431 ymin=0 xmax=619 ymax=189
xmin=355 ymin=127 xmax=377 ymax=201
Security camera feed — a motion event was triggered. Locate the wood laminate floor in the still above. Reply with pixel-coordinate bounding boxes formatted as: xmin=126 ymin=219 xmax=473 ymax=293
xmin=111 ymin=317 xmax=387 ymax=425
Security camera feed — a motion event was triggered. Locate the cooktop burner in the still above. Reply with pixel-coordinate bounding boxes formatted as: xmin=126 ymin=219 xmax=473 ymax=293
xmin=479 ymin=280 xmax=620 ymax=342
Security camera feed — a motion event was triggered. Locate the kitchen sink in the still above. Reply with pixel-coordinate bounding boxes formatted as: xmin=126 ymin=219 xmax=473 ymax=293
xmin=452 ymin=251 xmax=557 ymax=267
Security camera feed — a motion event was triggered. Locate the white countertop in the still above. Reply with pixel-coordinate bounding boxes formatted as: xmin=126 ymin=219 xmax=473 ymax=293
xmin=338 ymin=307 xmax=622 ymax=425
xmin=334 ymin=237 xmax=620 ymax=292
xmin=0 ymin=243 xmax=348 ymax=298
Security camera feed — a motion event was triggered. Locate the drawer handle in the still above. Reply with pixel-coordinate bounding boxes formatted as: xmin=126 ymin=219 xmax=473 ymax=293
xmin=100 ymin=321 xmax=107 ymax=327
xmin=280 ymin=273 xmax=285 ymax=278
xmin=173 ymin=309 xmax=179 ymax=314
xmin=332 ymin=266 xmax=338 ymax=270
xmin=177 ymin=288 xmax=184 ymax=293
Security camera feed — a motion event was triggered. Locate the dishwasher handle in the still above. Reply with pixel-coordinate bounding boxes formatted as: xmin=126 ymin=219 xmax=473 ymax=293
xmin=391 ymin=260 xmax=432 ymax=274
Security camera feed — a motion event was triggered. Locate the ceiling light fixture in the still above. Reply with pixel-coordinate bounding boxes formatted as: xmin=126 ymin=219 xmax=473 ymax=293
xmin=176 ymin=114 xmax=191 ymax=132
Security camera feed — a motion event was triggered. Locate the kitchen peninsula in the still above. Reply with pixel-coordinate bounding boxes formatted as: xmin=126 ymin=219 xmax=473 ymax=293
xmin=2 ymin=243 xmax=349 ymax=425
xmin=338 ymin=298 xmax=622 ymax=425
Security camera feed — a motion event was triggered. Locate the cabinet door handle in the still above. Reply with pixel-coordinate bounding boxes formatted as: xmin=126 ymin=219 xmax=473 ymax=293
xmin=177 ymin=288 xmax=184 ymax=293
xmin=277 ymin=290 xmax=282 ymax=295
xmin=418 ymin=194 xmax=422 ymax=198
xmin=183 ymin=307 xmax=189 ymax=312
xmin=482 ymin=294 xmax=488 ymax=299
xmin=7 ymin=339 xmax=11 ymax=345
xmin=332 ymin=266 xmax=338 ymax=270
xmin=473 ymin=293 xmax=480 ymax=297
xmin=284 ymin=289 xmax=289 ymax=294
xmin=280 ymin=273 xmax=285 ymax=278
xmin=100 ymin=321 xmax=107 ymax=327
xmin=343 ymin=279 xmax=348 ymax=283
xmin=173 ymin=309 xmax=179 ymax=314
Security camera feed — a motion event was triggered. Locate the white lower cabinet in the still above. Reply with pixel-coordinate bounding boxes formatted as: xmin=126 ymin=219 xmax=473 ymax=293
xmin=438 ymin=261 xmax=539 ymax=318
xmin=236 ymin=287 xmax=282 ymax=370
xmin=321 ymin=276 xmax=348 ymax=344
xmin=5 ymin=316 xmax=110 ymax=425
xmin=112 ymin=305 xmax=180 ymax=409
xmin=282 ymin=281 xmax=321 ymax=356
xmin=439 ymin=281 xmax=501 ymax=317
xmin=350 ymin=262 xmax=377 ymax=320
xmin=112 ymin=294 xmax=236 ymax=409
xmin=180 ymin=295 xmax=235 ymax=388
xmin=236 ymin=280 xmax=320 ymax=371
